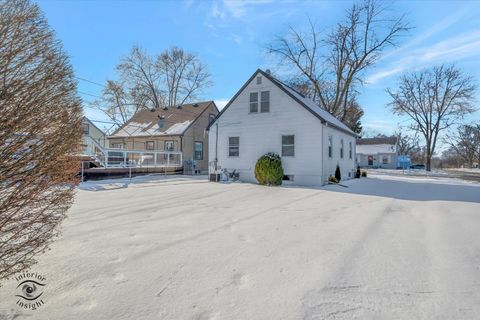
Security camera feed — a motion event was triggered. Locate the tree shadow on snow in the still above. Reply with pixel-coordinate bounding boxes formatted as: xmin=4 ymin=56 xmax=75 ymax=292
xmin=324 ymin=176 xmax=480 ymax=204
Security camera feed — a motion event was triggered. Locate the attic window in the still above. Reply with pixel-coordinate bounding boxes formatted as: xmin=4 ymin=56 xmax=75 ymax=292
xmin=256 ymin=76 xmax=262 ymax=85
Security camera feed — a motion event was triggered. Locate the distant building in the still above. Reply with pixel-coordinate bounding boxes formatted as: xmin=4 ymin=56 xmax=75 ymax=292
xmin=82 ymin=116 xmax=106 ymax=149
xmin=356 ymin=137 xmax=399 ymax=169
xmin=108 ymin=101 xmax=218 ymax=174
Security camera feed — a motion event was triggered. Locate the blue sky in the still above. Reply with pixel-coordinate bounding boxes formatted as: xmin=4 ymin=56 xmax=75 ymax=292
xmin=38 ymin=0 xmax=480 ymax=141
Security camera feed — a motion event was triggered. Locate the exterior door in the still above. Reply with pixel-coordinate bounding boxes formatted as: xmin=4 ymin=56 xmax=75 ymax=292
xmin=368 ymin=155 xmax=373 ymax=166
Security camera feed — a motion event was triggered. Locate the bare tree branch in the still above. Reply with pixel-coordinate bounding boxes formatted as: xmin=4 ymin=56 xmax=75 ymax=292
xmin=266 ymin=0 xmax=410 ymax=133
xmin=0 ymin=0 xmax=82 ymax=281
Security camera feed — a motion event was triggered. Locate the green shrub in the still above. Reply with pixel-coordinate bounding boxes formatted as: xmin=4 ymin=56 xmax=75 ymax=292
xmin=255 ymin=153 xmax=284 ymax=186
xmin=361 ymin=171 xmax=367 ymax=177
xmin=328 ymin=175 xmax=338 ymax=183
xmin=335 ymin=164 xmax=341 ymax=181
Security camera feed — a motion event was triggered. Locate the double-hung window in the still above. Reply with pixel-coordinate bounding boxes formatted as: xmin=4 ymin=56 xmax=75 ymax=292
xmin=340 ymin=139 xmax=344 ymax=158
xmin=281 ymin=135 xmax=295 ymax=157
xmin=229 ymin=137 xmax=239 ymax=157
xmin=328 ymin=136 xmax=332 ymax=158
xmin=146 ymin=141 xmax=155 ymax=150
xmin=111 ymin=143 xmax=123 ymax=149
xmin=249 ymin=93 xmax=258 ymax=113
xmin=260 ymin=91 xmax=270 ymax=113
xmin=194 ymin=142 xmax=203 ymax=160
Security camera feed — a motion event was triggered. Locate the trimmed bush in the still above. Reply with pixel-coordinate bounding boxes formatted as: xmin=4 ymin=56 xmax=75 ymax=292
xmin=361 ymin=171 xmax=367 ymax=177
xmin=335 ymin=164 xmax=341 ymax=182
xmin=255 ymin=153 xmax=284 ymax=186
xmin=328 ymin=176 xmax=338 ymax=183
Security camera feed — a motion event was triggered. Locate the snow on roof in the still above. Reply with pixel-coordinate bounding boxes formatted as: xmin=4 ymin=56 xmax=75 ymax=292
xmin=356 ymin=144 xmax=397 ymax=154
xmin=112 ymin=120 xmax=192 ymax=137
xmin=164 ymin=121 xmax=192 ymax=135
xmin=266 ymin=74 xmax=357 ymax=136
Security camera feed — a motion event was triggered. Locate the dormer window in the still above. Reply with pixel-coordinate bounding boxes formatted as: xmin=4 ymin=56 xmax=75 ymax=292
xmin=256 ymin=76 xmax=262 ymax=85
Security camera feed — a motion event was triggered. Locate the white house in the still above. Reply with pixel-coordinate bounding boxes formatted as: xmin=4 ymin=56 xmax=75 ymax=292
xmin=356 ymin=137 xmax=398 ymax=169
xmin=207 ymin=69 xmax=358 ymax=186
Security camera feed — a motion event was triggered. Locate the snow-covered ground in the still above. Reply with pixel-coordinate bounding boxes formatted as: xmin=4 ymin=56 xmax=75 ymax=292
xmin=1 ymin=173 xmax=480 ymax=319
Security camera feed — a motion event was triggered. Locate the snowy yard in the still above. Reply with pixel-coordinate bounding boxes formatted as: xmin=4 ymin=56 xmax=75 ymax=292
xmin=1 ymin=173 xmax=480 ymax=319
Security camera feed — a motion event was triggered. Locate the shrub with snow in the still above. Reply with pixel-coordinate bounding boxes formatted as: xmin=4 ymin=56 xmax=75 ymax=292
xmin=255 ymin=153 xmax=284 ymax=186
xmin=328 ymin=176 xmax=338 ymax=183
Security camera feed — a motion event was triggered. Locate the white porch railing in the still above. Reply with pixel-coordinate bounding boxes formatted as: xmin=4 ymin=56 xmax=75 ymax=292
xmin=82 ymin=136 xmax=183 ymax=168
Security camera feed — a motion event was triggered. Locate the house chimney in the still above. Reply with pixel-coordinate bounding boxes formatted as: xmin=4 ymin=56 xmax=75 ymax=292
xmin=157 ymin=115 xmax=166 ymax=129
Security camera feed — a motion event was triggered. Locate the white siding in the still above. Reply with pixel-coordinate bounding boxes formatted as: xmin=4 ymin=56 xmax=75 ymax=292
xmin=209 ymin=73 xmax=356 ymax=186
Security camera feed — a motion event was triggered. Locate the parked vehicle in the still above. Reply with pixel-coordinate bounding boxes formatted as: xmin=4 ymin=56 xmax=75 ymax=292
xmin=410 ymin=164 xmax=425 ymax=170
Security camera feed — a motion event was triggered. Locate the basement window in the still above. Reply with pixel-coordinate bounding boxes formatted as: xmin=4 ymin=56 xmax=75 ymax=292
xmin=283 ymin=175 xmax=294 ymax=181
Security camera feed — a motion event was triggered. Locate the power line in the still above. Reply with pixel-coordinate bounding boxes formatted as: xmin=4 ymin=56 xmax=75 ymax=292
xmin=78 ymin=90 xmax=102 ymax=99
xmin=75 ymin=76 xmax=105 ymax=88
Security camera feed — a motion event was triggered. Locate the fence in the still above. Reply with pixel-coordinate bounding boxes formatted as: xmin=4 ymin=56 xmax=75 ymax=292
xmin=82 ymin=136 xmax=183 ymax=168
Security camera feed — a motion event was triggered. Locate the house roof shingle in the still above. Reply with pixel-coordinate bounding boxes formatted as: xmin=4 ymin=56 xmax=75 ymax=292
xmin=109 ymin=101 xmax=216 ymax=138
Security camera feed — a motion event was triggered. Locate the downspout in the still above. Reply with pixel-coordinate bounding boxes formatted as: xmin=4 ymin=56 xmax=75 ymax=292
xmin=321 ymin=122 xmax=324 ymax=185
xmin=214 ymin=122 xmax=219 ymax=171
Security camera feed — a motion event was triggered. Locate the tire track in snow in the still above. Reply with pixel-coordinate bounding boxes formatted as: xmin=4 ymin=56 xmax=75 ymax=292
xmin=301 ymin=198 xmax=437 ymax=319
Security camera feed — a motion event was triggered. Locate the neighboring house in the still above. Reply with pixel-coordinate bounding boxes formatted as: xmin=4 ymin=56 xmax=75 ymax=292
xmin=356 ymin=137 xmax=398 ymax=169
xmin=207 ymin=69 xmax=358 ymax=186
xmin=108 ymin=101 xmax=218 ymax=174
xmin=83 ymin=116 xmax=106 ymax=148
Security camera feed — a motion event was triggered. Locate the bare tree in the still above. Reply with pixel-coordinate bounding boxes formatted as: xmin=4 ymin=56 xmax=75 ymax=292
xmin=91 ymin=80 xmax=143 ymax=127
xmin=395 ymin=130 xmax=419 ymax=156
xmin=157 ymin=46 xmax=212 ymax=108
xmin=267 ymin=0 xmax=409 ymax=132
xmin=440 ymin=147 xmax=463 ymax=168
xmin=387 ymin=65 xmax=476 ymax=171
xmin=444 ymin=124 xmax=480 ymax=168
xmin=0 ymin=0 xmax=82 ymax=281
xmin=94 ymin=46 xmax=212 ymax=126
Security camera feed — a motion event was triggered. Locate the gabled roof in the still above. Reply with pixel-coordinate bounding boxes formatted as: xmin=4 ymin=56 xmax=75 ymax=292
xmin=83 ymin=116 xmax=106 ymax=135
xmin=207 ymin=69 xmax=357 ymax=137
xmin=109 ymin=101 xmax=217 ymax=138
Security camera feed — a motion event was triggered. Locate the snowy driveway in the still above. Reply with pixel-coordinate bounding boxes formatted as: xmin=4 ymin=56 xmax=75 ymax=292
xmin=1 ymin=174 xmax=480 ymax=319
